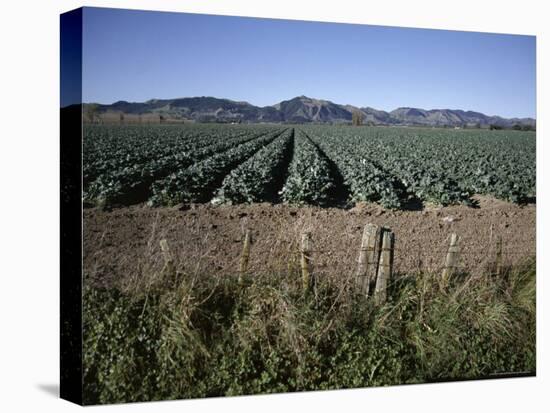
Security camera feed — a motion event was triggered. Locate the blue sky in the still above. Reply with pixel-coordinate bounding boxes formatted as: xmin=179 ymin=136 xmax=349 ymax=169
xmin=81 ymin=7 xmax=536 ymax=118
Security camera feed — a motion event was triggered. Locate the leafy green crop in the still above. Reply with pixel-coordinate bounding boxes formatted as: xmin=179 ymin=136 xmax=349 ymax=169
xmin=214 ymin=129 xmax=293 ymax=204
xmin=307 ymin=130 xmax=406 ymax=209
xmin=84 ymin=124 xmax=278 ymax=206
xmin=149 ymin=129 xmax=285 ymax=205
xmin=83 ymin=124 xmax=535 ymax=208
xmin=280 ymin=130 xmax=335 ymax=206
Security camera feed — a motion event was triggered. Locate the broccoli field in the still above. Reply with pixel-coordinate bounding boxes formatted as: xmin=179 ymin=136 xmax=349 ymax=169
xmin=83 ymin=124 xmax=536 ymax=209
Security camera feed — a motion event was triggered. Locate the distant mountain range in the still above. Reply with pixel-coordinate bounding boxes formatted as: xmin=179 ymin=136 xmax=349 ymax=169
xmin=85 ymin=95 xmax=536 ymax=128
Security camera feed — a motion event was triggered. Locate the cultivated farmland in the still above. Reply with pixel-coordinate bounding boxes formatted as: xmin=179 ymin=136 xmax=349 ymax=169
xmin=83 ymin=124 xmax=535 ymax=208
xmin=82 ymin=123 xmax=536 ymax=403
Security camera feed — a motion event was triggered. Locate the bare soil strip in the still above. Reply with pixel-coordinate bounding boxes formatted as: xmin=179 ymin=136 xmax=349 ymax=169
xmin=84 ymin=196 xmax=535 ymax=288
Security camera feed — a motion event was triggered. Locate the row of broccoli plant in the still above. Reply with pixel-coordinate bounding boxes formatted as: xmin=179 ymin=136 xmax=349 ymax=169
xmin=354 ymin=133 xmax=475 ymax=206
xmin=148 ymin=129 xmax=286 ymax=206
xmin=307 ymin=131 xmax=406 ymax=209
xmin=468 ymin=158 xmax=535 ymax=203
xmin=279 ymin=130 xmax=336 ymax=206
xmin=212 ymin=129 xmax=294 ymax=204
xmin=84 ymin=126 xmax=278 ymax=207
xmin=435 ymin=136 xmax=535 ymax=204
xmin=83 ymin=125 xmax=236 ymax=187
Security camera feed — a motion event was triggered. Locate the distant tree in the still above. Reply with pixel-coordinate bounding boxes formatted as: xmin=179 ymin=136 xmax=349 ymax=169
xmin=475 ymin=123 xmax=481 ymax=129
xmin=489 ymin=124 xmax=503 ymax=130
xmin=159 ymin=114 xmax=165 ymax=124
xmin=352 ymin=110 xmax=364 ymax=126
xmin=512 ymin=124 xmax=523 ymax=131
xmin=85 ymin=103 xmax=99 ymax=123
xmin=119 ymin=112 xmax=125 ymax=124
xmin=138 ymin=113 xmax=142 ymax=124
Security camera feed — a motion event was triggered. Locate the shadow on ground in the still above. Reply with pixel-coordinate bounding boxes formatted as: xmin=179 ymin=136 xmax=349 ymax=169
xmin=36 ymin=383 xmax=59 ymax=398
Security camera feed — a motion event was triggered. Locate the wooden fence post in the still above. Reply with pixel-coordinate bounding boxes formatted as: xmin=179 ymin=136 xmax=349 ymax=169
xmin=238 ymin=229 xmax=251 ymax=284
xmin=355 ymin=223 xmax=381 ymax=296
xmin=442 ymin=233 xmax=459 ymax=286
xmin=495 ymin=235 xmax=503 ymax=276
xmin=159 ymin=239 xmax=175 ymax=278
xmin=301 ymin=232 xmax=312 ymax=293
xmin=374 ymin=230 xmax=394 ymax=305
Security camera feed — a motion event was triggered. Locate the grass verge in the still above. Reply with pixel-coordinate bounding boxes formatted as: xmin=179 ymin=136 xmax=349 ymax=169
xmin=83 ymin=259 xmax=535 ymax=405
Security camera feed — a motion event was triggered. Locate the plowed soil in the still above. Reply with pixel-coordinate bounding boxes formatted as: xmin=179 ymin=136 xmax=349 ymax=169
xmin=83 ymin=196 xmax=535 ymax=288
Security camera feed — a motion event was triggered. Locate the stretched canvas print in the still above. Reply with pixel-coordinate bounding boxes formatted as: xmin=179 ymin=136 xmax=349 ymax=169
xmin=60 ymin=6 xmax=536 ymax=405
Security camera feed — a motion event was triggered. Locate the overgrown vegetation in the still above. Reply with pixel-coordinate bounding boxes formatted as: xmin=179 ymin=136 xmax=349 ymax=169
xmin=83 ymin=258 xmax=535 ymax=405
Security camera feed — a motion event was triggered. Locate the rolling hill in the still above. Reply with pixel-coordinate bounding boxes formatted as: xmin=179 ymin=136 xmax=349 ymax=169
xmin=83 ymin=95 xmax=535 ymax=128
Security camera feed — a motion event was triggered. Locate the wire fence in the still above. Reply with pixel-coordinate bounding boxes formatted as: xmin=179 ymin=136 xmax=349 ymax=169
xmin=83 ymin=214 xmax=536 ymax=292
xmin=108 ymin=236 xmax=533 ymax=279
